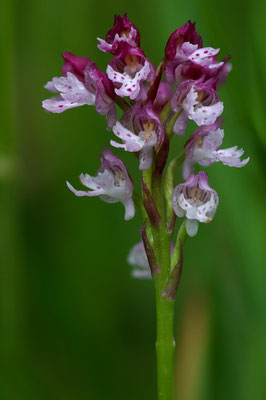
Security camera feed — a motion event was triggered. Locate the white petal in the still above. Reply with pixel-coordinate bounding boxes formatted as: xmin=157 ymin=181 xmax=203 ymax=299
xmin=185 ymin=218 xmax=199 ymax=237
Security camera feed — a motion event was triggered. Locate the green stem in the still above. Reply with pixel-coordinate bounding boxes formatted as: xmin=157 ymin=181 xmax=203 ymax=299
xmin=156 ymin=293 xmax=175 ymax=400
xmin=153 ymin=223 xmax=174 ymax=400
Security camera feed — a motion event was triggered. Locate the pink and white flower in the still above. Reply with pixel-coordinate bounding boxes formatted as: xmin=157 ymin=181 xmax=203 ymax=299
xmin=42 ymin=72 xmax=95 ymax=113
xmin=97 ymin=13 xmax=140 ymax=54
xmin=111 ymin=103 xmax=164 ymax=170
xmin=106 ymin=44 xmax=155 ymax=101
xmin=171 ymin=79 xmax=224 ymax=135
xmin=67 ymin=149 xmax=135 ymax=221
xmin=43 ymin=57 xmax=117 ymax=128
xmin=182 ymin=121 xmax=250 ymax=178
xmin=165 ymin=21 xmax=231 ymax=85
xmin=172 ymin=170 xmax=219 ymax=237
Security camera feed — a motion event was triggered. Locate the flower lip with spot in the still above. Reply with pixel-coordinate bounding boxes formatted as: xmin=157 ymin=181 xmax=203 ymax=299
xmin=165 ymin=20 xmax=203 ymax=61
xmin=97 ymin=13 xmax=140 ymax=54
xmin=43 ymin=60 xmax=117 ymax=128
xmin=110 ymin=103 xmax=164 ymax=170
xmin=172 ymin=170 xmax=219 ymax=237
xmin=66 ymin=148 xmax=135 ymax=221
xmin=106 ymin=43 xmax=155 ymax=101
xmin=42 ymin=72 xmax=96 ymax=113
xmin=165 ymin=35 xmax=231 ymax=85
xmin=182 ymin=121 xmax=250 ymax=179
xmin=171 ymin=78 xmax=224 ymax=135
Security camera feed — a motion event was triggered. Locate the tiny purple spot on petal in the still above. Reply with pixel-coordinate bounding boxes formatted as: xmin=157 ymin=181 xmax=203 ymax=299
xmin=204 ymin=51 xmax=208 ymax=54
xmin=127 ymin=134 xmax=131 ymax=137
xmin=97 ymin=186 xmax=101 ymax=189
xmin=59 ymin=105 xmax=63 ymax=108
xmin=196 ymin=53 xmax=200 ymax=56
xmin=202 ymin=110 xmax=206 ymax=113
xmin=127 ymin=88 xmax=132 ymax=92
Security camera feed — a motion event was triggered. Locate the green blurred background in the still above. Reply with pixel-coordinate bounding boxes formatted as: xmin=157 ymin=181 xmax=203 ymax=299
xmin=1 ymin=0 xmax=265 ymax=399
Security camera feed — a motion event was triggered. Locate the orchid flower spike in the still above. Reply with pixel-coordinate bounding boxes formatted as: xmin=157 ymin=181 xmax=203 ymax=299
xmin=67 ymin=149 xmax=135 ymax=221
xmin=172 ymin=170 xmax=219 ymax=237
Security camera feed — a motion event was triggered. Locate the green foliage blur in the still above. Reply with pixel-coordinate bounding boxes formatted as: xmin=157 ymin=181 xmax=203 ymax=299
xmin=0 ymin=0 xmax=265 ymax=399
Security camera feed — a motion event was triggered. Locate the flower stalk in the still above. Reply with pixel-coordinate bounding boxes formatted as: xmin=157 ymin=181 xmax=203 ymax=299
xmin=42 ymin=13 xmax=249 ymax=400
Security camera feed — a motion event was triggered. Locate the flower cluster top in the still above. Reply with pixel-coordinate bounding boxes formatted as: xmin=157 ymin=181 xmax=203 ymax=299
xmin=43 ymin=14 xmax=249 ymax=272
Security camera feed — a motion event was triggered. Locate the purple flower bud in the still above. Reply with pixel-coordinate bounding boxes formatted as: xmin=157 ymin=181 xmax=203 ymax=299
xmin=67 ymin=148 xmax=135 ymax=221
xmin=106 ymin=43 xmax=155 ymax=101
xmin=182 ymin=121 xmax=249 ymax=179
xmin=62 ymin=52 xmax=89 ymax=83
xmin=172 ymin=170 xmax=219 ymax=236
xmin=165 ymin=20 xmax=203 ymax=61
xmin=110 ymin=103 xmax=164 ymax=170
xmin=84 ymin=60 xmax=117 ymax=129
xmin=98 ymin=13 xmax=140 ymax=54
xmin=171 ymin=79 xmax=223 ymax=135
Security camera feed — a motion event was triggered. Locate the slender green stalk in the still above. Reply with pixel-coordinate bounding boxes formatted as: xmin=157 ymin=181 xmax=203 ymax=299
xmin=155 ymin=291 xmax=175 ymax=400
xmin=152 ymin=185 xmax=175 ymax=400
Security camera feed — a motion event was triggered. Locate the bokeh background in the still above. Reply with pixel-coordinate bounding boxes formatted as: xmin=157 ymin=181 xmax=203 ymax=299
xmin=1 ymin=0 xmax=266 ymax=399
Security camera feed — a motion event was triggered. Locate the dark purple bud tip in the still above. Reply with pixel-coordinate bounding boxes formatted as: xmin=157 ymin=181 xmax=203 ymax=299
xmin=165 ymin=20 xmax=203 ymax=61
